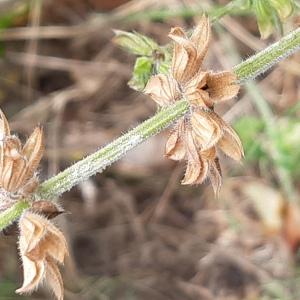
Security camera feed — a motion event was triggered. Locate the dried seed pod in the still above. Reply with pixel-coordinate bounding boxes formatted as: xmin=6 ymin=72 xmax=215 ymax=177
xmin=31 ymin=201 xmax=65 ymax=219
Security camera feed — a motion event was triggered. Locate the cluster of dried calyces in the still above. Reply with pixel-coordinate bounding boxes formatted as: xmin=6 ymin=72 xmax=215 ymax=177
xmin=0 ymin=110 xmax=68 ymax=300
xmin=17 ymin=211 xmax=68 ymax=300
xmin=144 ymin=16 xmax=244 ymax=195
xmin=0 ymin=110 xmax=43 ymax=211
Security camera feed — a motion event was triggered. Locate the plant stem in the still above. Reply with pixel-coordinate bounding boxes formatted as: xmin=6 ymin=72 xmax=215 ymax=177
xmin=217 ymin=24 xmax=298 ymax=202
xmin=0 ymin=201 xmax=29 ymax=231
xmin=234 ymin=27 xmax=300 ymax=82
xmin=37 ymin=100 xmax=189 ymax=200
xmin=1 ymin=27 xmax=300 ymax=228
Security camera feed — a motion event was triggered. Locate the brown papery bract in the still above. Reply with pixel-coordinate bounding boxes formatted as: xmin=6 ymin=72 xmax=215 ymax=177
xmin=144 ymin=15 xmax=244 ymax=194
xmin=16 ymin=212 xmax=68 ymax=300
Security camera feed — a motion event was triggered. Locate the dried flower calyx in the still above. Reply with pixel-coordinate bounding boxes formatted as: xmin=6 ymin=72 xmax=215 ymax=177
xmin=17 ymin=212 xmax=68 ymax=300
xmin=144 ymin=16 xmax=244 ymax=194
xmin=0 ymin=110 xmax=44 ymax=211
xmin=0 ymin=110 xmax=68 ymax=300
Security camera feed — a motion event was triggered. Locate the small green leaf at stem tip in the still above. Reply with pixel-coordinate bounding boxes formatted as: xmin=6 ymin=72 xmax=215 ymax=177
xmin=128 ymin=56 xmax=153 ymax=91
xmin=128 ymin=53 xmax=171 ymax=91
xmin=113 ymin=30 xmax=159 ymax=56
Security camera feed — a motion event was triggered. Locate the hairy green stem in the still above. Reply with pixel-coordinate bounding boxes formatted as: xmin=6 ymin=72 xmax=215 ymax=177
xmin=0 ymin=201 xmax=29 ymax=231
xmin=234 ymin=27 xmax=300 ymax=82
xmin=218 ymin=24 xmax=298 ymax=202
xmin=37 ymin=100 xmax=189 ymax=200
xmin=0 ymin=27 xmax=300 ymax=228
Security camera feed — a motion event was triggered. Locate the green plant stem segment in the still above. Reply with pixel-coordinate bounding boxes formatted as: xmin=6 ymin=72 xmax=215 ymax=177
xmin=37 ymin=100 xmax=189 ymax=200
xmin=234 ymin=27 xmax=300 ymax=82
xmin=0 ymin=201 xmax=29 ymax=231
xmin=0 ymin=27 xmax=300 ymax=229
xmin=216 ymin=24 xmax=298 ymax=203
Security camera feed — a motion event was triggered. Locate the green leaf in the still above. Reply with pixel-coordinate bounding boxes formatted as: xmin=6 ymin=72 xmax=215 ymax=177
xmin=127 ymin=47 xmax=171 ymax=91
xmin=270 ymin=0 xmax=294 ymax=20
xmin=251 ymin=0 xmax=295 ymax=38
xmin=253 ymin=0 xmax=276 ymax=38
xmin=128 ymin=56 xmax=153 ymax=91
xmin=113 ymin=30 xmax=159 ymax=56
xmin=157 ymin=48 xmax=171 ymax=74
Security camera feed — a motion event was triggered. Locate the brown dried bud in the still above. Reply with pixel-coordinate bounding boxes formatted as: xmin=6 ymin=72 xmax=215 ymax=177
xmin=31 ymin=201 xmax=65 ymax=219
xmin=16 ymin=212 xmax=68 ymax=300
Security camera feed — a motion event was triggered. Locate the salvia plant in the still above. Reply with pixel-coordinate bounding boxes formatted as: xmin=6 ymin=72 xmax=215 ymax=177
xmin=0 ymin=14 xmax=299 ymax=300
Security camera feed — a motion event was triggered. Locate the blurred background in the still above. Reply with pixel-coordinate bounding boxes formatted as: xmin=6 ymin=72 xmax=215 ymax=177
xmin=0 ymin=0 xmax=299 ymax=299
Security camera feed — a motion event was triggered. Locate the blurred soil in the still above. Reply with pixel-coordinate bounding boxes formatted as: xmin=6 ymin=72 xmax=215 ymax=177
xmin=0 ymin=0 xmax=299 ymax=299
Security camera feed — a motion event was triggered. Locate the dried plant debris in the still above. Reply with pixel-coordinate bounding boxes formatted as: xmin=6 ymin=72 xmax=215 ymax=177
xmin=0 ymin=110 xmax=68 ymax=299
xmin=144 ymin=16 xmax=243 ymax=194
